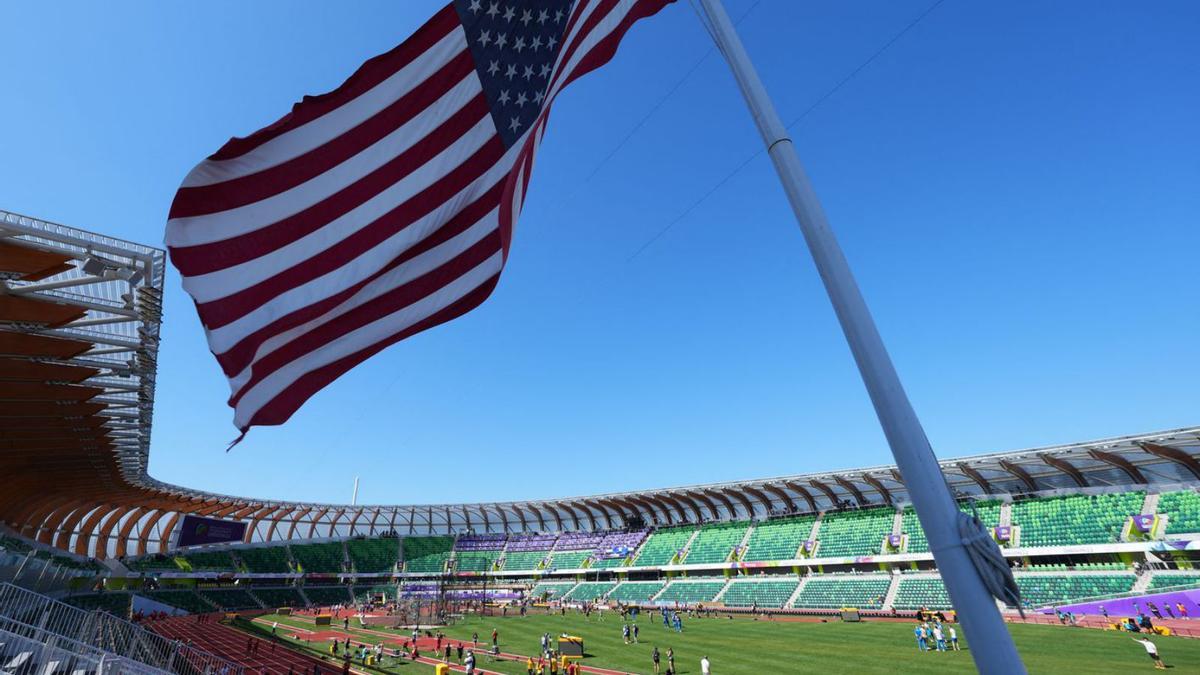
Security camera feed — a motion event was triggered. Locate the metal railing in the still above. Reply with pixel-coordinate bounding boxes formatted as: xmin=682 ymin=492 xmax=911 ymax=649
xmin=0 ymin=621 xmax=167 ymax=674
xmin=0 ymin=583 xmax=243 ymax=674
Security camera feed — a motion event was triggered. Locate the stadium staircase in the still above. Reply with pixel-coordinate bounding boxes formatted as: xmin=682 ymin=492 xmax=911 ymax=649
xmin=881 ymin=573 xmax=901 ymax=610
xmin=998 ymin=502 xmax=1013 ymax=527
xmin=246 ymin=587 xmax=266 ymax=609
xmin=735 ymin=524 xmax=755 ymax=560
xmin=805 ymin=517 xmax=822 ymax=555
xmin=676 ymin=528 xmax=702 ymax=564
xmin=1141 ymin=492 xmax=1160 ymax=515
xmin=711 ymin=580 xmax=733 ymax=604
xmin=785 ymin=576 xmax=809 ymax=608
xmin=296 ymin=586 xmax=312 ymax=607
xmin=630 ymin=527 xmax=694 ymax=567
xmin=891 ymin=510 xmax=904 ymax=537
xmin=1132 ymin=573 xmax=1154 ymax=594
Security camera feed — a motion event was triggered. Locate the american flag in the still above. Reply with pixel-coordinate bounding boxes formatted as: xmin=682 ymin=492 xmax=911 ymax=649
xmin=165 ymin=0 xmax=673 ymax=437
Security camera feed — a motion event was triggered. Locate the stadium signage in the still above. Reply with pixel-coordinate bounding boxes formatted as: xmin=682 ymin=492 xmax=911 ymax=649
xmin=176 ymin=515 xmax=247 ymax=547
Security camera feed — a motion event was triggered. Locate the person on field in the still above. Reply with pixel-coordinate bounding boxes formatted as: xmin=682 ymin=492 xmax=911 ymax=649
xmin=949 ymin=626 xmax=959 ymax=651
xmin=700 ymin=655 xmax=711 ymax=675
xmin=914 ymin=624 xmax=926 ymax=652
xmin=622 ymin=623 xmax=630 ymax=644
xmin=652 ymin=646 xmax=661 ymax=674
xmin=632 ymin=622 xmax=640 ymax=643
xmin=526 ymin=656 xmax=534 ymax=675
xmin=933 ymin=624 xmax=946 ymax=652
xmin=1133 ymin=638 xmax=1167 ymax=670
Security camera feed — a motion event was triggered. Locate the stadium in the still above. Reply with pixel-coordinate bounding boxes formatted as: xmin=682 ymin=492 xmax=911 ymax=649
xmin=3 ymin=1 xmax=1199 ymax=674
xmin=3 ymin=210 xmax=1200 ymax=672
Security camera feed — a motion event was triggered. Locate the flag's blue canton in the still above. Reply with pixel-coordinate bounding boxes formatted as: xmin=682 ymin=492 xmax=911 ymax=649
xmin=455 ymin=0 xmax=574 ymax=148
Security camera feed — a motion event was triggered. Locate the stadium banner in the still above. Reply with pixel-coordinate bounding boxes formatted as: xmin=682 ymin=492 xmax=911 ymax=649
xmin=1130 ymin=514 xmax=1155 ymax=533
xmin=176 ymin=515 xmax=247 ymax=547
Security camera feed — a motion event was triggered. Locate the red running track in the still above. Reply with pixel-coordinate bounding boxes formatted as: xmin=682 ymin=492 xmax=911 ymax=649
xmin=147 ymin=614 xmax=361 ymax=674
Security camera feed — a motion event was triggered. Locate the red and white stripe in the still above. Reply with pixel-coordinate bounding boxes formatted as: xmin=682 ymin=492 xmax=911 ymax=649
xmin=166 ymin=0 xmax=673 ymax=434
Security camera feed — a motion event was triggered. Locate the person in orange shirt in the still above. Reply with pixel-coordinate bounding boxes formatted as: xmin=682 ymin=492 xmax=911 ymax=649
xmin=526 ymin=656 xmax=534 ymax=675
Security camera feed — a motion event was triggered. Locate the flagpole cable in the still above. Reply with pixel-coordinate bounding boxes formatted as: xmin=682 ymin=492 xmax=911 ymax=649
xmin=695 ymin=1 xmax=1026 ymax=672
xmin=630 ymin=0 xmax=946 ymax=261
xmin=538 ymin=0 xmax=763 ymax=221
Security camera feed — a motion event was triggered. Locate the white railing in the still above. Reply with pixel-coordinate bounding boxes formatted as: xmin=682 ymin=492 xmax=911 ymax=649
xmin=0 ymin=583 xmax=243 ymax=674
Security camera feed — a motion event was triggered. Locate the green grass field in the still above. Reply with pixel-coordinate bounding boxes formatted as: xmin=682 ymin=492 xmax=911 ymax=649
xmin=247 ymin=610 xmax=1200 ymax=674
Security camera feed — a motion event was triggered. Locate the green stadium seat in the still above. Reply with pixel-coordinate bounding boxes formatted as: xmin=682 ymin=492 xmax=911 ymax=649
xmin=655 ymin=580 xmax=726 ymax=604
xmin=721 ymin=579 xmax=799 ymax=608
xmin=632 ymin=527 xmax=694 ymax=567
xmin=125 ymin=554 xmax=182 ymax=573
xmin=42 ymin=552 xmax=103 ymax=573
xmin=180 ymin=550 xmax=237 ymax=573
xmin=791 ymin=575 xmax=890 ymax=609
xmin=62 ymin=592 xmax=131 ymax=616
xmin=1158 ymin=490 xmax=1200 ymax=535
xmin=548 ymin=550 xmax=591 ymax=569
xmin=529 ymin=581 xmax=578 ymax=600
xmin=893 ymin=577 xmax=951 ymax=610
xmin=302 ymin=586 xmax=353 ymax=606
xmin=1147 ymin=574 xmax=1200 ymax=592
xmin=562 ymin=582 xmax=616 ymax=602
xmin=455 ymin=550 xmax=498 ymax=572
xmin=684 ymin=521 xmax=749 ymax=565
xmin=1010 ymin=492 xmax=1144 ymax=547
xmin=347 ymin=538 xmax=399 ymax=573
xmin=815 ymin=508 xmax=895 ymax=558
xmin=198 ymin=588 xmax=261 ymax=610
xmin=742 ymin=516 xmax=815 ymax=562
xmin=290 ymin=542 xmax=345 ymax=573
xmin=146 ymin=590 xmax=213 ymax=614
xmin=607 ymin=581 xmax=666 ymax=604
xmin=403 ymin=536 xmax=454 ymax=574
xmin=0 ymin=535 xmax=33 ymax=554
xmin=902 ymin=500 xmax=1001 ymax=554
xmin=1014 ymin=574 xmax=1135 ymax=607
xmin=237 ymin=546 xmax=292 ymax=574
xmin=502 ymin=550 xmax=549 ymax=571
xmin=253 ymin=587 xmax=307 ymax=608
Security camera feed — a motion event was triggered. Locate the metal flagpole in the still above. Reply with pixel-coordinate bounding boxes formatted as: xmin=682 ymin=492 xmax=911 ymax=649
xmin=694 ymin=1 xmax=1025 ymax=672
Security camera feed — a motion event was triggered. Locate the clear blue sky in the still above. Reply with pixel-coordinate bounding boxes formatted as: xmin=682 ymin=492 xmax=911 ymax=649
xmin=2 ymin=1 xmax=1196 ymax=506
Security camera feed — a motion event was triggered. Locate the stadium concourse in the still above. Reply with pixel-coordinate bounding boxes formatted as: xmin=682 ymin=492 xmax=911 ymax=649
xmin=4 ymin=211 xmax=1200 ymax=672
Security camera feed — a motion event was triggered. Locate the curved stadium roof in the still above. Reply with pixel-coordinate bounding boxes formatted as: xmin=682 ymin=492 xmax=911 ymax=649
xmin=2 ymin=209 xmax=1199 ymax=560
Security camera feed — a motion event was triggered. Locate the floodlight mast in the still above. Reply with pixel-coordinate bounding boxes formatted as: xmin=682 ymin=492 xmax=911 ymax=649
xmin=695 ymin=1 xmax=1026 ymax=672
